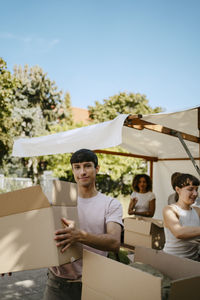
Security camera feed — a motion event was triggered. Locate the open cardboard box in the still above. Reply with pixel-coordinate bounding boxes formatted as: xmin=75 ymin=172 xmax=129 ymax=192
xmin=82 ymin=247 xmax=200 ymax=300
xmin=0 ymin=180 xmax=82 ymax=273
xmin=124 ymin=216 xmax=165 ymax=250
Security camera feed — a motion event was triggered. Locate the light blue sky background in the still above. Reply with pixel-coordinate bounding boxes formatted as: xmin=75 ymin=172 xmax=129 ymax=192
xmin=1 ymin=0 xmax=200 ymax=113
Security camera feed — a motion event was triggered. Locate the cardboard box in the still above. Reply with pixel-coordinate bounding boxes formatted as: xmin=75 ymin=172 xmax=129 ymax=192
xmin=82 ymin=247 xmax=200 ymax=300
xmin=0 ymin=180 xmax=82 ymax=273
xmin=124 ymin=216 xmax=165 ymax=250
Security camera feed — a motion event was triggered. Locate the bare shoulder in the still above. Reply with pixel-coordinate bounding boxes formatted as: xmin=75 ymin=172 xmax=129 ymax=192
xmin=163 ymin=205 xmax=179 ymax=227
xmin=163 ymin=204 xmax=176 ymax=212
xmin=163 ymin=204 xmax=178 ymax=217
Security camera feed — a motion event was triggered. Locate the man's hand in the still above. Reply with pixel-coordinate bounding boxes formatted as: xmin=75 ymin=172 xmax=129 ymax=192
xmin=54 ymin=218 xmax=79 ymax=253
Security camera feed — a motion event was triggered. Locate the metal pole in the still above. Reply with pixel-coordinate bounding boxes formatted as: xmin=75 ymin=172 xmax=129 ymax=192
xmin=173 ymin=131 xmax=200 ymax=177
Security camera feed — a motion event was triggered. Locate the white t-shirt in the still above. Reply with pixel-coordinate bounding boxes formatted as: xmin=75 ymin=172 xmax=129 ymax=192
xmin=130 ymin=191 xmax=155 ymax=212
xmin=50 ymin=192 xmax=123 ymax=279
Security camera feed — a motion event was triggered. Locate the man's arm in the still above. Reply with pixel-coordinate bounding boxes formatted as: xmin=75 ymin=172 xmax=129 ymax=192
xmin=54 ymin=218 xmax=122 ymax=253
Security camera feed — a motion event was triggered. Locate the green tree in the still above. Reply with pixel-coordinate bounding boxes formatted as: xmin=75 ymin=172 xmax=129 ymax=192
xmin=12 ymin=64 xmax=64 ymax=136
xmin=3 ymin=64 xmax=70 ymax=182
xmin=0 ymin=58 xmax=18 ymax=165
xmin=88 ymin=92 xmax=162 ymax=122
xmin=62 ymin=92 xmax=73 ymax=126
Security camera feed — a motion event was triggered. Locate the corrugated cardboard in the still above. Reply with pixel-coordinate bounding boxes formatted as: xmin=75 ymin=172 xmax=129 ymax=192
xmin=124 ymin=216 xmax=165 ymax=250
xmin=0 ymin=180 xmax=82 ymax=273
xmin=82 ymin=247 xmax=200 ymax=300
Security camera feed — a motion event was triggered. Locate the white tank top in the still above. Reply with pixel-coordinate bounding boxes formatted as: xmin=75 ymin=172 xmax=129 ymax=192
xmin=163 ymin=205 xmax=200 ymax=260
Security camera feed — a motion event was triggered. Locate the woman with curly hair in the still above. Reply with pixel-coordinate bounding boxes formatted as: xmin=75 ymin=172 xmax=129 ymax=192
xmin=128 ymin=174 xmax=156 ymax=217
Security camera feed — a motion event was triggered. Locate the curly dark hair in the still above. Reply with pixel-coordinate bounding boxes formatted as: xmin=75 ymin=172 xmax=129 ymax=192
xmin=132 ymin=174 xmax=152 ymax=192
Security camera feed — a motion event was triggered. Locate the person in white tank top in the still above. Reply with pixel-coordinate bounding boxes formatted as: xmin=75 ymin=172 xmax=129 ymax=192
xmin=163 ymin=173 xmax=200 ymax=261
xmin=128 ymin=174 xmax=156 ymax=217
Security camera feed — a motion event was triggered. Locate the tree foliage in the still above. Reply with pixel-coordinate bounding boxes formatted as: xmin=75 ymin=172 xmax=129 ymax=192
xmin=12 ymin=64 xmax=64 ymax=137
xmin=88 ymin=92 xmax=162 ymax=122
xmin=62 ymin=92 xmax=73 ymax=126
xmin=96 ymin=149 xmax=147 ymax=196
xmin=1 ymin=63 xmax=72 ymax=181
xmin=0 ymin=58 xmax=18 ymax=164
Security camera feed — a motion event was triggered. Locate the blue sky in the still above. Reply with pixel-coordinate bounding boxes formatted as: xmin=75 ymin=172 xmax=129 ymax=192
xmin=1 ymin=0 xmax=200 ymax=113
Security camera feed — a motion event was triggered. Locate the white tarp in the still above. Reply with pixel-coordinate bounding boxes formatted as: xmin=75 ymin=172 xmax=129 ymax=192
xmin=12 ymin=114 xmax=128 ymax=157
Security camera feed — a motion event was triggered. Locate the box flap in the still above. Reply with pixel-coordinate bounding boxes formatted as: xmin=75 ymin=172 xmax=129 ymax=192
xmin=124 ymin=231 xmax=152 ymax=248
xmin=51 ymin=180 xmax=77 ymax=206
xmin=124 ymin=217 xmax=152 ymax=235
xmin=169 ymin=276 xmax=200 ymax=300
xmin=82 ymin=285 xmax=113 ymax=300
xmin=0 ymin=185 xmax=50 ymax=217
xmin=130 ymin=216 xmax=163 ymax=228
xmin=134 ymin=246 xmax=200 ymax=280
xmin=82 ymin=250 xmax=161 ymax=300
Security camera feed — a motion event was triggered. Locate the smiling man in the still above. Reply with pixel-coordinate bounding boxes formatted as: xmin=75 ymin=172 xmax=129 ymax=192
xmin=43 ymin=149 xmax=123 ymax=300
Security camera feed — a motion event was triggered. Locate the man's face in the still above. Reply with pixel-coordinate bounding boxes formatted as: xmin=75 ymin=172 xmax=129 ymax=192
xmin=72 ymin=161 xmax=99 ymax=188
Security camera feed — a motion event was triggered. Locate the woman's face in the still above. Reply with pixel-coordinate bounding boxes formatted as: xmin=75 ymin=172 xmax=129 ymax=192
xmin=138 ymin=177 xmax=147 ymax=193
xmin=176 ymin=181 xmax=199 ymax=206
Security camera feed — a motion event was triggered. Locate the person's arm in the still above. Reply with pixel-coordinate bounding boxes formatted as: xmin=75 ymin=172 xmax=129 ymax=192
xmin=128 ymin=197 xmax=138 ymax=215
xmin=54 ymin=218 xmax=121 ymax=253
xmin=163 ymin=206 xmax=200 ymax=239
xmin=131 ymin=198 xmax=156 ymax=218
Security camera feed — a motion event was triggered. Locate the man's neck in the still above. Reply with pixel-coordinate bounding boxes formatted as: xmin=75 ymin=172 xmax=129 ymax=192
xmin=78 ymin=185 xmax=98 ymax=198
